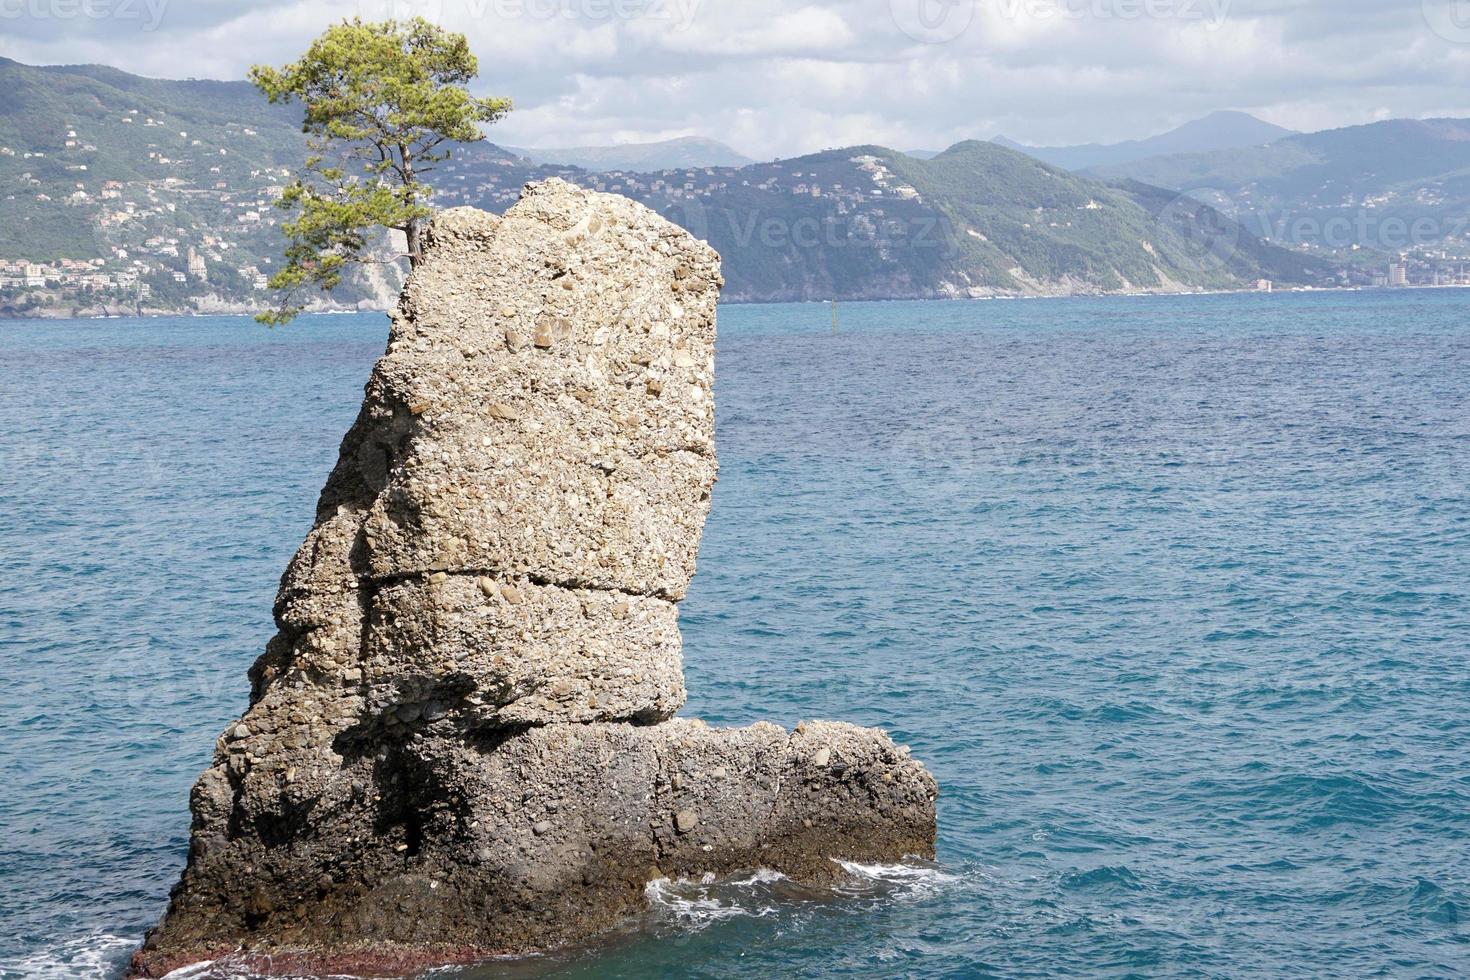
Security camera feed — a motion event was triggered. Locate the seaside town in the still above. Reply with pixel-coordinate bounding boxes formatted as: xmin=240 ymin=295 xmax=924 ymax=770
xmin=0 ymin=98 xmax=399 ymax=316
xmin=0 ymin=112 xmax=286 ymax=315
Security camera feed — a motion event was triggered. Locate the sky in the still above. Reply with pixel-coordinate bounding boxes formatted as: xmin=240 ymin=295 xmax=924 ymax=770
xmin=3 ymin=0 xmax=1470 ymax=158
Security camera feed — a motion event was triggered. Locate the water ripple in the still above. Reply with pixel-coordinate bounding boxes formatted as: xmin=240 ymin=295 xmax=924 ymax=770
xmin=3 ymin=291 xmax=1470 ymax=977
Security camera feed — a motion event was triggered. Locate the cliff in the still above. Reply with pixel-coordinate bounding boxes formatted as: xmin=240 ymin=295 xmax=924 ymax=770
xmin=131 ymin=179 xmax=937 ymax=977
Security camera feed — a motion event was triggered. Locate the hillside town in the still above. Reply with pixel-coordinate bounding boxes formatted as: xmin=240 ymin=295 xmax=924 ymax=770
xmin=0 ymin=107 xmax=395 ymax=316
xmin=5 ymin=103 xmax=1470 ymax=315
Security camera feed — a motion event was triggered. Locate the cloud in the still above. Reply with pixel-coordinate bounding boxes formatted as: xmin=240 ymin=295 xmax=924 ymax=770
xmin=0 ymin=0 xmax=1468 ymax=157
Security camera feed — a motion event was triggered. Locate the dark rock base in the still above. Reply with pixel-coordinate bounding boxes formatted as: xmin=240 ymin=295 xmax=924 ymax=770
xmin=130 ymin=719 xmax=936 ymax=978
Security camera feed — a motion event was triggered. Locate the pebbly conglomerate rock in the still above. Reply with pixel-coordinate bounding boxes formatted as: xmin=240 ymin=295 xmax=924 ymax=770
xmin=132 ymin=180 xmax=937 ymax=977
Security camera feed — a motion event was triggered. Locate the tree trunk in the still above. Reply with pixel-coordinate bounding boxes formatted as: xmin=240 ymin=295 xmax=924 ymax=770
xmin=401 ymin=145 xmax=423 ymax=269
xmin=406 ymin=217 xmax=423 ymax=269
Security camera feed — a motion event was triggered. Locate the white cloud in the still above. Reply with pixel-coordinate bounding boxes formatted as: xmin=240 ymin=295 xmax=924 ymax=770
xmin=1 ymin=0 xmax=1468 ymax=157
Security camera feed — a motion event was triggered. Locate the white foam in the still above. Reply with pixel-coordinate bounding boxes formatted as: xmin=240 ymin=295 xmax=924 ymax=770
xmin=643 ymin=869 xmax=797 ymax=929
xmin=2 ymin=937 xmax=383 ymax=980
xmin=160 ymin=963 xmax=222 ymax=980
xmin=2 ymin=933 xmax=136 ymax=980
xmin=724 ymin=868 xmax=792 ymax=887
xmin=158 ymin=962 xmax=366 ymax=980
xmin=834 ymin=859 xmax=963 ymax=900
xmin=158 ymin=963 xmax=371 ymax=980
xmin=644 ymin=878 xmax=760 ymax=927
xmin=642 ymin=859 xmax=962 ymax=930
xmin=7 ymin=866 xmax=957 ymax=978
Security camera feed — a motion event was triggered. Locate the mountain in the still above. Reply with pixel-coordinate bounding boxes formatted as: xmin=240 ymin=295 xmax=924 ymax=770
xmin=1089 ymin=117 xmax=1470 ymax=252
xmin=994 ymin=111 xmax=1296 ymax=171
xmin=873 ymin=141 xmax=1325 ymax=298
xmin=501 ymin=136 xmax=753 ymax=172
xmin=432 ymin=139 xmax=1331 ymax=301
xmin=0 ymin=57 xmax=1330 ymax=317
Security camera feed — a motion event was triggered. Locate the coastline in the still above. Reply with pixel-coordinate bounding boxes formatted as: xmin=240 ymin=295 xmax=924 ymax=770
xmin=3 ymin=281 xmax=1468 ymax=322
xmin=0 ymin=301 xmax=376 ymax=322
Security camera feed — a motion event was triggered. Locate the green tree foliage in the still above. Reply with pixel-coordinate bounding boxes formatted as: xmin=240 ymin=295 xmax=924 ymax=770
xmin=249 ymin=18 xmax=510 ymax=324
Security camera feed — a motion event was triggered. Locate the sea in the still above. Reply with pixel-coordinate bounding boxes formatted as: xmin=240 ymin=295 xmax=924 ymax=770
xmin=1 ymin=289 xmax=1467 ymax=978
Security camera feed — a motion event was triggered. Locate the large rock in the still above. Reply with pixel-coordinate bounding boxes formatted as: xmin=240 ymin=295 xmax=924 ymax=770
xmin=131 ymin=180 xmax=937 ymax=978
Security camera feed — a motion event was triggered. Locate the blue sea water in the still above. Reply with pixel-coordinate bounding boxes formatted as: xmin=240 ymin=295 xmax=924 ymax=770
xmin=1 ymin=289 xmax=1468 ymax=978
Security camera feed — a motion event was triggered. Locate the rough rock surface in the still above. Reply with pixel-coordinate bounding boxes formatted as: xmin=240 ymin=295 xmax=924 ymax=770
xmin=131 ymin=180 xmax=937 ymax=978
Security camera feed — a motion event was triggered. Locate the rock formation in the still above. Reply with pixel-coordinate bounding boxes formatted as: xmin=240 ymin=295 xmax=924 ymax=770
xmin=131 ymin=179 xmax=937 ymax=978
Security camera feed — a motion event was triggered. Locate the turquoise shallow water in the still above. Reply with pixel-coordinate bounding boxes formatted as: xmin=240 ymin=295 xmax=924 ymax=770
xmin=2 ymin=290 xmax=1468 ymax=978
